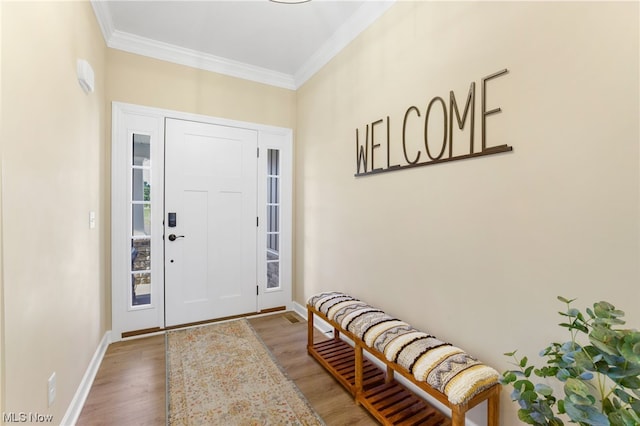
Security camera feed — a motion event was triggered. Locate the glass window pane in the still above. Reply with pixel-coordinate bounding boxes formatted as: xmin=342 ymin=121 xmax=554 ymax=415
xmin=132 ymin=204 xmax=151 ymax=236
xmin=133 ymin=134 xmax=151 ymax=166
xmin=131 ymin=239 xmax=150 ymax=271
xmin=132 ymin=168 xmax=151 ymax=202
xmin=267 ymin=205 xmax=279 ymax=233
xmin=267 ymin=261 xmax=279 ymax=289
xmin=268 ymin=149 xmax=280 ymax=175
xmin=267 ymin=177 xmax=279 ymax=204
xmin=267 ymin=234 xmax=279 ymax=256
xmin=132 ymin=272 xmax=151 ymax=306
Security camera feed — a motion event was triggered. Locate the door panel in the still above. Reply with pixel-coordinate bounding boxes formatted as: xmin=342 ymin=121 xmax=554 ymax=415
xmin=182 ymin=190 xmax=208 ymax=302
xmin=165 ymin=118 xmax=258 ymax=327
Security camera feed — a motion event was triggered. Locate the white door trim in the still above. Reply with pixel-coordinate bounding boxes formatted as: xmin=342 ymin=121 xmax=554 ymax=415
xmin=111 ymin=102 xmax=293 ymax=340
xmin=111 ymin=105 xmax=165 ymax=339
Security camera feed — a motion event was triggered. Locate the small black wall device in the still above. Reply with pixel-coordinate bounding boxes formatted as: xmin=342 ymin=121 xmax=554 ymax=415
xmin=168 ymin=212 xmax=177 ymax=227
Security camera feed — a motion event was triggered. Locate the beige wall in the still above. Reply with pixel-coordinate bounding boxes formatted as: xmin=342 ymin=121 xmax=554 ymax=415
xmin=296 ymin=2 xmax=639 ymax=424
xmin=106 ymin=49 xmax=297 ymax=130
xmin=1 ymin=1 xmax=107 ymax=421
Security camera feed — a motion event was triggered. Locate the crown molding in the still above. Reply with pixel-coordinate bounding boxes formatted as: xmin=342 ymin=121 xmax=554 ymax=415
xmin=107 ymin=31 xmax=297 ymax=90
xmin=90 ymin=0 xmax=114 ymax=44
xmin=294 ymin=0 xmax=395 ymax=88
xmin=90 ymin=0 xmax=395 ymax=90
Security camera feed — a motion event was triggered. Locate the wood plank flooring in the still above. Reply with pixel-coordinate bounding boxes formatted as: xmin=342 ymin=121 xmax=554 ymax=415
xmin=77 ymin=312 xmax=376 ymax=425
xmin=77 ymin=333 xmax=165 ymax=425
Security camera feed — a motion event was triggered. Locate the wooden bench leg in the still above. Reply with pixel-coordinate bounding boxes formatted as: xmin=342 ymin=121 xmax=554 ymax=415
xmin=487 ymin=388 xmax=500 ymax=426
xmin=307 ymin=308 xmax=314 ymax=351
xmin=451 ymin=404 xmax=466 ymax=426
xmin=385 ymin=365 xmax=393 ymax=383
xmin=355 ymin=342 xmax=363 ymax=404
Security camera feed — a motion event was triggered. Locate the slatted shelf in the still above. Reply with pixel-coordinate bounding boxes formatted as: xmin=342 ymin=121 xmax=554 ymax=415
xmin=359 ymin=380 xmax=450 ymax=426
xmin=309 ymin=338 xmax=450 ymax=425
xmin=309 ymin=338 xmax=386 ymax=395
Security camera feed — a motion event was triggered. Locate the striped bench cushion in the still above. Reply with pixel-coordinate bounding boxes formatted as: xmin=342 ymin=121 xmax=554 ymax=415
xmin=308 ymin=291 xmax=499 ymax=405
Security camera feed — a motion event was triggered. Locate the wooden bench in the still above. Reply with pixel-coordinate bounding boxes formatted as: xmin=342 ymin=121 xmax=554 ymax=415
xmin=307 ymin=292 xmax=500 ymax=426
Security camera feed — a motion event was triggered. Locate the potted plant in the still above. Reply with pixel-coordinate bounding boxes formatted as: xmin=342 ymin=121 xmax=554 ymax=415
xmin=500 ymin=296 xmax=640 ymax=425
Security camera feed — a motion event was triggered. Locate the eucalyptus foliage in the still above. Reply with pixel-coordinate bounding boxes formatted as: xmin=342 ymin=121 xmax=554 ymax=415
xmin=500 ymin=297 xmax=640 ymax=426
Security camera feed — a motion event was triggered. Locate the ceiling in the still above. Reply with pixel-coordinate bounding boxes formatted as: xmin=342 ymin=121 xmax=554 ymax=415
xmin=91 ymin=0 xmax=395 ymax=89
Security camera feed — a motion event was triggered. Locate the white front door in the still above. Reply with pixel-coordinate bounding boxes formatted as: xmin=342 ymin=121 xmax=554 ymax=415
xmin=164 ymin=118 xmax=258 ymax=327
xmin=112 ymin=103 xmax=293 ymax=340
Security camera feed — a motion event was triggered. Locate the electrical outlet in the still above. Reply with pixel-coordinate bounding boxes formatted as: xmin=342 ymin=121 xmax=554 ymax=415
xmin=48 ymin=372 xmax=56 ymax=406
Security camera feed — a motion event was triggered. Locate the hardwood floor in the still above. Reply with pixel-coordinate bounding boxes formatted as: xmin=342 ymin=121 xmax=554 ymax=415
xmin=77 ymin=334 xmax=165 ymax=426
xmin=77 ymin=312 xmax=375 ymax=425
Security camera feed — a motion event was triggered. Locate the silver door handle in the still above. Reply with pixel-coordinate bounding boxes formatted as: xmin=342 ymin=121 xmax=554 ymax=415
xmin=168 ymin=234 xmax=185 ymax=241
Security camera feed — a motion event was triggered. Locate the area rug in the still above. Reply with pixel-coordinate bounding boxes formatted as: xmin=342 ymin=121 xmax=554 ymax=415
xmin=166 ymin=319 xmax=324 ymax=425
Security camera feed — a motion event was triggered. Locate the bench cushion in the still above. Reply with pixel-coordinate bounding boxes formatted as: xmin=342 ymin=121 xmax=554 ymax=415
xmin=308 ymin=291 xmax=499 ymax=405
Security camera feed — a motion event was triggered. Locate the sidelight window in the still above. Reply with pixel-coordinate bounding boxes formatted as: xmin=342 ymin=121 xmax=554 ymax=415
xmin=131 ymin=133 xmax=152 ymax=306
xmin=266 ymin=149 xmax=280 ymax=289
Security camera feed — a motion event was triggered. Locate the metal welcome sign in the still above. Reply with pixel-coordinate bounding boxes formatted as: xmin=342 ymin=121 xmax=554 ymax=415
xmin=354 ymin=69 xmax=512 ymax=177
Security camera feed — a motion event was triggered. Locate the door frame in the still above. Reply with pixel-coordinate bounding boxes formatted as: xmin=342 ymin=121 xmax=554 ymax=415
xmin=111 ymin=102 xmax=293 ymax=341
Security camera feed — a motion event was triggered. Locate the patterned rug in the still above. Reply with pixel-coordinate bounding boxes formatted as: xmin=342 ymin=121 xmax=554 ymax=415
xmin=166 ymin=319 xmax=324 ymax=425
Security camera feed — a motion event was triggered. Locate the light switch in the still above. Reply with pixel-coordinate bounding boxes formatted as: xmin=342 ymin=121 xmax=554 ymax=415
xmin=89 ymin=211 xmax=96 ymax=229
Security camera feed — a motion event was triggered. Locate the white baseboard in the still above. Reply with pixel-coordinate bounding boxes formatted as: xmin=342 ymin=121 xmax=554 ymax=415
xmin=291 ymin=300 xmax=307 ymax=320
xmin=60 ymin=330 xmax=111 ymax=426
xmin=292 ymin=300 xmax=334 ymax=335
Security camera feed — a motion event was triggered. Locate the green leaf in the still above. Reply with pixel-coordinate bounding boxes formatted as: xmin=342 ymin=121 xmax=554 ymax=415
xmin=618 ymin=333 xmax=640 ymax=365
xmin=608 ymin=409 xmax=640 ymax=426
xmin=590 ymin=327 xmax=621 ymax=355
xmin=504 ymin=350 xmax=517 ymax=357
xmin=619 ymin=375 xmax=640 ymax=389
xmin=603 ymin=397 xmax=616 ymax=413
xmin=521 ymin=390 xmax=539 ymax=403
xmin=500 ymin=371 xmax=517 ymax=384
xmin=608 ymin=365 xmax=640 ymax=380
xmin=520 ymin=356 xmax=529 ymax=368
xmin=558 ymin=296 xmax=575 ymax=304
xmin=517 ymin=409 xmax=538 ymax=425
xmin=537 ymin=366 xmax=558 ymax=378
xmin=557 ymin=368 xmax=571 ymax=381
xmin=564 ymin=401 xmax=609 ymax=426
xmin=595 ymin=317 xmax=626 ymax=327
xmin=524 ymin=365 xmax=534 ymax=378
xmin=580 ymin=372 xmax=594 ymax=381
xmin=515 ymin=379 xmax=535 ymax=392
xmin=574 ymin=351 xmax=595 ymax=371
xmin=613 ymin=388 xmax=639 ymax=405
xmin=567 ymin=390 xmax=594 ymax=406
xmin=567 ymin=308 xmax=581 ymax=318
xmin=558 ymin=399 xmax=566 ymax=414
xmin=565 ymin=378 xmax=594 ymax=402
xmin=593 ymin=301 xmax=626 ymax=323
xmin=510 ymin=387 xmax=522 ymax=401
xmin=572 ymin=323 xmax=590 ymax=334
xmin=535 ymin=383 xmax=554 ymax=396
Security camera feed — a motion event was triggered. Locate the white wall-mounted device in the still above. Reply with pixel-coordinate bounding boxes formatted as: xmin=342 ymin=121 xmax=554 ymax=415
xmin=77 ymin=59 xmax=95 ymax=94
